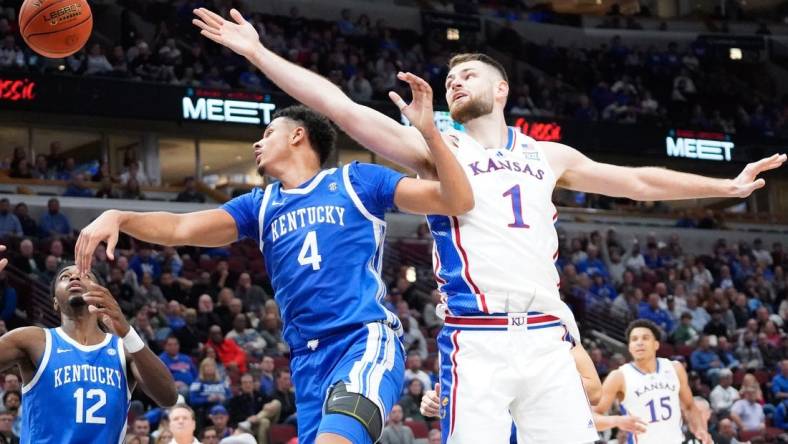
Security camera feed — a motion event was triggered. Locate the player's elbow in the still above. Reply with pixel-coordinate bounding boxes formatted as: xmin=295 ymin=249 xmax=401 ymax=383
xmin=452 ymin=193 xmax=475 ymax=215
xmin=586 ymin=385 xmax=602 ymax=406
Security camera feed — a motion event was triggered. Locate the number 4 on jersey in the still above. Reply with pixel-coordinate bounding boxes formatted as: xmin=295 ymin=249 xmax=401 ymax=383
xmin=298 ymin=231 xmax=322 ymax=270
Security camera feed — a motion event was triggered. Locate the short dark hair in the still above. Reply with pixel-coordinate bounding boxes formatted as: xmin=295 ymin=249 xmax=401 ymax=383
xmin=272 ymin=105 xmax=336 ymax=165
xmin=201 ymin=426 xmax=217 ymax=438
xmin=448 ymin=53 xmax=508 ymax=83
xmin=625 ymin=319 xmax=662 ymax=342
xmin=168 ymin=403 xmax=195 ymax=420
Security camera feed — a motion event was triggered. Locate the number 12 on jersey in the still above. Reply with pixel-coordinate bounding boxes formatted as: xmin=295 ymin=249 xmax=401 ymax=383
xmin=503 ymin=185 xmax=530 ymax=229
xmin=298 ymin=231 xmax=322 ymax=270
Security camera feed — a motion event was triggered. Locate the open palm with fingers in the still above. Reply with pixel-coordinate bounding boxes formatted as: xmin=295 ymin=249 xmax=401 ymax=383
xmin=730 ymin=153 xmax=786 ymax=198
xmin=192 ymin=8 xmax=262 ymax=59
xmin=389 ymin=72 xmax=437 ymax=136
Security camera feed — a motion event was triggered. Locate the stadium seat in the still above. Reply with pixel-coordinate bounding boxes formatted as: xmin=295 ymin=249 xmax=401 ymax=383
xmin=269 ymin=424 xmax=297 ymax=444
xmin=766 ymin=427 xmax=783 ymax=440
xmin=733 ymin=369 xmax=745 ymax=387
xmin=738 ymin=430 xmax=764 ymax=442
xmin=754 ymin=370 xmax=770 ymax=385
xmin=656 ymin=343 xmax=674 ymax=358
xmin=430 ymin=420 xmax=441 ymax=430
xmin=675 ymin=345 xmax=694 ymax=359
xmin=405 ymin=419 xmax=429 ymax=439
xmin=274 ymin=356 xmax=290 ymax=370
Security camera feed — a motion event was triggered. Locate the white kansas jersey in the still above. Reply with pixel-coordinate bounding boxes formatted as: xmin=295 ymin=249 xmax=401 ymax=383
xmin=620 ymin=358 xmax=683 ymax=444
xmin=429 ymin=126 xmax=561 ymax=316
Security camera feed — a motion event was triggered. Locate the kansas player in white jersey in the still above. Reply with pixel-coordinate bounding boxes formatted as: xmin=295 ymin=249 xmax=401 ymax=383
xmin=190 ymin=7 xmax=785 ymax=443
xmin=0 ymin=265 xmax=177 ymax=443
xmin=76 ymin=75 xmax=474 ymax=444
xmin=594 ymin=320 xmax=711 ymax=444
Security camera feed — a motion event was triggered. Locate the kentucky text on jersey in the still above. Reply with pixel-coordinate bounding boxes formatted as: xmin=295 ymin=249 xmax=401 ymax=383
xmin=467 ymin=158 xmax=545 ymax=180
xmin=53 ymin=364 xmax=123 ymax=389
xmin=270 ymin=205 xmax=346 ymax=242
xmin=633 ymin=380 xmax=677 ymax=398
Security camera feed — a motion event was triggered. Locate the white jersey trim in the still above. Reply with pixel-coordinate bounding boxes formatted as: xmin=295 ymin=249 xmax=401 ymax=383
xmin=342 ymin=164 xmax=386 ymax=226
xmin=280 ymin=168 xmax=336 ymax=195
xmin=118 ymin=337 xmax=131 ymax=400
xmin=21 ymin=328 xmax=51 ymax=394
xmin=257 ymin=184 xmax=274 ymax=249
xmin=55 ymin=327 xmax=112 ymax=351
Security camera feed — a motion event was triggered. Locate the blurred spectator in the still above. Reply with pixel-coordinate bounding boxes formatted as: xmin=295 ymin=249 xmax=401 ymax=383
xmin=736 ymin=332 xmax=764 ymax=370
xmin=730 ymin=387 xmax=765 ymax=432
xmin=13 ymin=203 xmax=36 ymax=238
xmin=398 ymin=378 xmax=426 ymax=423
xmin=347 ymin=69 xmax=373 ymax=102
xmin=130 ymin=245 xmax=162 ymax=281
xmin=703 ymin=309 xmax=729 ymax=338
xmin=0 ymin=199 xmax=21 ymax=237
xmin=11 ymin=239 xmax=41 ymax=276
xmin=403 ymin=353 xmax=432 ymax=394
xmin=772 ymin=360 xmax=788 ymax=402
xmin=710 ymin=368 xmax=739 ymax=415
xmin=56 ymin=157 xmax=76 ymax=182
xmin=235 ymin=273 xmax=266 ymax=312
xmin=63 ymin=173 xmax=94 ymax=198
xmin=259 ymin=312 xmax=287 ymax=356
xmin=37 ymin=255 xmax=58 ymax=286
xmin=159 ymin=336 xmax=197 ymax=393
xmin=136 ymin=272 xmax=165 ymax=306
xmin=122 ymin=178 xmax=146 ymax=200
xmin=0 ymin=273 xmax=15 ymax=323
xmin=96 ymin=178 xmax=119 ymax=199
xmin=175 ymin=177 xmax=206 ymax=203
xmin=422 ymin=290 xmax=443 ymax=330
xmin=774 ymin=399 xmax=788 ymax=431
xmin=379 ymin=404 xmax=415 ymax=444
xmin=205 ymin=325 xmax=248 ymax=374
xmin=0 ymin=410 xmax=17 ymax=444
xmin=189 ymin=357 xmax=232 ymax=415
xmin=168 ymin=404 xmax=199 ymax=444
xmin=207 ymin=405 xmax=232 ymax=439
xmin=691 ymin=335 xmax=722 ymax=385
xmin=38 ymin=198 xmax=71 ymax=238
xmin=258 ymin=356 xmax=276 ymax=397
xmin=671 ymin=312 xmax=698 ymax=346
xmin=107 ymin=267 xmax=136 ymax=316
xmin=740 ymin=373 xmax=764 ymax=404
xmin=121 ymin=161 xmax=150 ymax=186
xmin=174 ymin=308 xmax=202 ymax=356
xmin=225 ymin=314 xmax=266 ymax=359
xmin=270 ymin=369 xmax=296 ymax=425
xmin=638 ymin=293 xmax=673 ymax=332
xmin=197 ymin=295 xmax=222 ymax=334
xmin=132 ymin=417 xmax=151 ymax=444
xmin=85 ymin=43 xmax=113 ymax=75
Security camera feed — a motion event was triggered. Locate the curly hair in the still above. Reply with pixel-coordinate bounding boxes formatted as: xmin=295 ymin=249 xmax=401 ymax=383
xmin=272 ymin=105 xmax=336 ymax=165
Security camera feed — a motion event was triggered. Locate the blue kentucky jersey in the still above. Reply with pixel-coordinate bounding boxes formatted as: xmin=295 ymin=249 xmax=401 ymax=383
xmin=222 ymin=162 xmax=405 ymax=349
xmin=21 ymin=328 xmax=131 ymax=444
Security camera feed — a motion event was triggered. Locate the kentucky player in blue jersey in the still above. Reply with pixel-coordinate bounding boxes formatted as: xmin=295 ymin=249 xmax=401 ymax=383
xmin=0 ymin=264 xmax=177 ymax=443
xmin=75 ymin=73 xmax=473 ymax=444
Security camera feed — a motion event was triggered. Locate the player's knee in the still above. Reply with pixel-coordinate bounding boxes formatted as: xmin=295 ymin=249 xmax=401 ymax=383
xmin=324 ymin=382 xmax=383 ymax=442
xmin=264 ymin=399 xmax=282 ymax=416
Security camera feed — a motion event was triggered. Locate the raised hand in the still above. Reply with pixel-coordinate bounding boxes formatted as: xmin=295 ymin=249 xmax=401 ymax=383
xmin=389 ymin=72 xmax=437 ymax=137
xmin=0 ymin=245 xmax=7 ymax=272
xmin=82 ymin=281 xmax=130 ymax=338
xmin=730 ymin=153 xmax=786 ymax=198
xmin=74 ymin=210 xmax=122 ymax=274
xmin=192 ymin=8 xmax=263 ymax=59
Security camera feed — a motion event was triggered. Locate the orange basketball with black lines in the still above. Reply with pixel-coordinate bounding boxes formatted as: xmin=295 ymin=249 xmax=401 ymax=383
xmin=19 ymin=0 xmax=92 ymax=58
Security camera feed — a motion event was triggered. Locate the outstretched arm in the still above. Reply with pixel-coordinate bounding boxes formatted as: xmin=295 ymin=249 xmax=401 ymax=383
xmin=674 ymin=362 xmax=712 ymax=444
xmin=81 ymin=281 xmax=178 ymax=407
xmin=548 ymin=143 xmax=785 ymax=201
xmin=390 ymin=73 xmax=473 ymax=215
xmin=75 ymin=209 xmax=238 ymax=273
xmin=192 ymin=8 xmax=433 ymax=175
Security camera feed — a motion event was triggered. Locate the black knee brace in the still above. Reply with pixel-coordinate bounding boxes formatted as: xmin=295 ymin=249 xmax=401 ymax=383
xmin=324 ymin=382 xmax=383 ymax=442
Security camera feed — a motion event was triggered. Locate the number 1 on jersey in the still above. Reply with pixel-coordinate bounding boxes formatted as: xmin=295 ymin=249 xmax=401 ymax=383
xmin=503 ymin=185 xmax=530 ymax=228
xmin=298 ymin=231 xmax=322 ymax=270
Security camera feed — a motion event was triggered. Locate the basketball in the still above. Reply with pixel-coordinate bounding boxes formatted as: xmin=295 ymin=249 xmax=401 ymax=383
xmin=19 ymin=0 xmax=92 ymax=58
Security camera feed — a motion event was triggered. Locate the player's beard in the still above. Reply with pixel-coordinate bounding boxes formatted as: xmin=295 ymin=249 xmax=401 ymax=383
xmin=450 ymin=90 xmax=494 ymax=124
xmin=67 ymin=294 xmax=86 ymax=307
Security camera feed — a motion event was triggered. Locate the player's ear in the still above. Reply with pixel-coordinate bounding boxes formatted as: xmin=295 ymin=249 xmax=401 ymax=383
xmin=53 ymin=297 xmax=59 ymax=312
xmin=654 ymin=341 xmax=660 ymax=352
xmin=290 ymin=126 xmax=306 ymax=146
xmin=495 ymin=80 xmax=509 ymax=101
